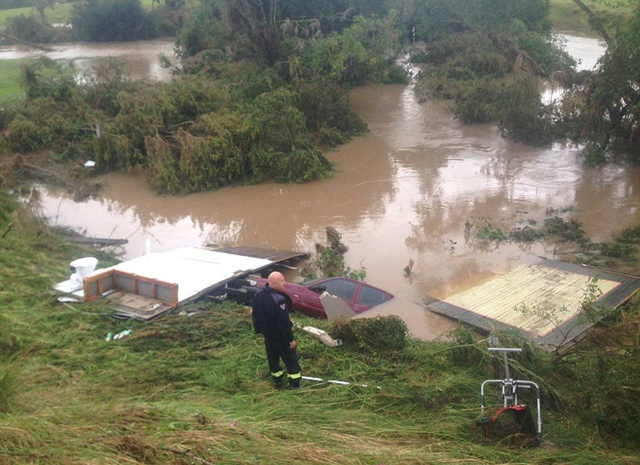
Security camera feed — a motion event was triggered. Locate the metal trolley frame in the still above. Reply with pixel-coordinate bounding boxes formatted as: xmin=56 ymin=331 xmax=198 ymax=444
xmin=479 ymin=348 xmax=542 ymax=444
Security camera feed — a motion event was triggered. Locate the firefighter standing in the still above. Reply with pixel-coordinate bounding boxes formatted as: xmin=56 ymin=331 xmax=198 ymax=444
xmin=252 ymin=271 xmax=302 ymax=389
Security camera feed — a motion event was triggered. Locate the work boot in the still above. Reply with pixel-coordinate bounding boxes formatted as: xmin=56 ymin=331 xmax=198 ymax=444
xmin=273 ymin=374 xmax=285 ymax=389
xmin=288 ymin=378 xmax=300 ymax=390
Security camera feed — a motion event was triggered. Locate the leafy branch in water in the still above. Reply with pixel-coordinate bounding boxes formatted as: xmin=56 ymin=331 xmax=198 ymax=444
xmin=476 ymin=221 xmax=508 ymax=241
xmin=312 ymin=226 xmax=366 ymax=280
xmin=471 ymin=215 xmax=639 ymax=269
xmin=514 ymin=276 xmax=607 ymax=352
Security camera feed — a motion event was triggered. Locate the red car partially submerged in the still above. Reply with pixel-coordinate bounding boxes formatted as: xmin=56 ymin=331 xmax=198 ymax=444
xmin=224 ymin=276 xmax=394 ymax=319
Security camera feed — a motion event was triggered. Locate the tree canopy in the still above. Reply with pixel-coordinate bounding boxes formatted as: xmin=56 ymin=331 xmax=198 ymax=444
xmin=562 ymin=2 xmax=640 ymax=162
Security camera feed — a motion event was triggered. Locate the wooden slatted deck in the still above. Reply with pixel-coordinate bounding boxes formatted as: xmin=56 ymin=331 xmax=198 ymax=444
xmin=426 ymin=260 xmax=640 ymax=350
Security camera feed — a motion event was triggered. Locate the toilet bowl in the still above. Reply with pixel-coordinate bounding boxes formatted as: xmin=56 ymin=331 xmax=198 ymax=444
xmin=69 ymin=257 xmax=98 ymax=287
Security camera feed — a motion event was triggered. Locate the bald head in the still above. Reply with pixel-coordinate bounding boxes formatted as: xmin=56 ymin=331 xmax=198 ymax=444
xmin=268 ymin=271 xmax=286 ymax=291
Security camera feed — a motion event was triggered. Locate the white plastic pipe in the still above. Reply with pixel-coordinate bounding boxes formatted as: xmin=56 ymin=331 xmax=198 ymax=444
xmin=301 ymin=376 xmax=379 ymax=389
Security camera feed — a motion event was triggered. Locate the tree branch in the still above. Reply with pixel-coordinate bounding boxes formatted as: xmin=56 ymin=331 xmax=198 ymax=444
xmin=0 ymin=31 xmax=54 ymax=52
xmin=571 ymin=0 xmax=612 ymax=46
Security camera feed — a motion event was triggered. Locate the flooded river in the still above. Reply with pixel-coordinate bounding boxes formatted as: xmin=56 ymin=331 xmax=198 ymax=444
xmin=0 ymin=38 xmax=177 ymax=81
xmin=25 ymin=35 xmax=640 ymax=340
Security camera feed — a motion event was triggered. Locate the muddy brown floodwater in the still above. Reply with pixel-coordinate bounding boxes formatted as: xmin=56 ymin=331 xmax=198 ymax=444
xmin=30 ymin=35 xmax=640 ymax=340
xmin=0 ymin=38 xmax=177 ymax=81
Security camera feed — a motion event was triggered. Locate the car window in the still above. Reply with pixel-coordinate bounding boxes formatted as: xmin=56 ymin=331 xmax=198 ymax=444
xmin=357 ymin=285 xmax=390 ymax=307
xmin=323 ymin=279 xmax=358 ymax=301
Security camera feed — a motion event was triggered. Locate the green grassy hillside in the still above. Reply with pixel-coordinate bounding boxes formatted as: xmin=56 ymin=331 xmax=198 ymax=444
xmin=0 ymin=0 xmax=155 ymax=26
xmin=0 ymin=59 xmax=23 ymax=100
xmin=549 ymin=0 xmax=634 ymax=35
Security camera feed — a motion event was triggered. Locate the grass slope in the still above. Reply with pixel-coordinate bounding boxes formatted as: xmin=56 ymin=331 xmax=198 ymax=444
xmin=0 ymin=2 xmax=74 ymax=26
xmin=0 ymin=0 xmax=155 ymax=26
xmin=549 ymin=0 xmax=635 ymax=35
xmin=0 ymin=59 xmax=23 ymax=101
xmin=1 ymin=194 xmax=639 ymax=464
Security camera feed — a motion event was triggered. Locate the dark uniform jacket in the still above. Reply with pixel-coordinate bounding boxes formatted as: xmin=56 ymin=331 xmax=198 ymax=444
xmin=252 ymin=285 xmax=295 ymax=343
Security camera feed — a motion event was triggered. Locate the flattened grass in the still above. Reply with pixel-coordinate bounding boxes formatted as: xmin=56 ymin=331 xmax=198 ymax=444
xmin=0 ymin=59 xmax=23 ymax=102
xmin=1 ymin=195 xmax=640 ymax=464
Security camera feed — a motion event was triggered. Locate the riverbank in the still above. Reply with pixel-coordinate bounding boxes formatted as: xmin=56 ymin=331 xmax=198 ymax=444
xmin=549 ymin=0 xmax=634 ymax=36
xmin=1 ymin=0 xmax=630 ymax=37
xmin=1 ymin=195 xmax=640 ymax=463
xmin=0 ymin=59 xmax=22 ymax=100
xmin=0 ymin=0 xmax=156 ymax=27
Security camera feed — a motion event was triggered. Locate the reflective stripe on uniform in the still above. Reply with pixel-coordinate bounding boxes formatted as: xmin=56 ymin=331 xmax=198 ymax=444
xmin=287 ymin=372 xmax=302 ymax=379
xmin=271 ymin=370 xmax=285 ymax=378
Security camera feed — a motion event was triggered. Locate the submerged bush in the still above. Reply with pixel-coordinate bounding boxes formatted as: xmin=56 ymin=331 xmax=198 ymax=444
xmin=543 ymin=217 xmax=588 ymax=244
xmin=293 ymin=78 xmax=367 ymax=146
xmin=580 ymin=140 xmax=608 ymax=166
xmin=5 ymin=101 xmax=80 ymax=152
xmin=266 ymin=148 xmax=332 ymax=183
xmin=497 ymin=74 xmax=552 ymax=145
xmin=615 ymin=225 xmax=640 ymax=243
xmin=144 ymin=108 xmax=331 ymax=194
xmin=596 ymin=241 xmax=635 ymax=259
xmin=452 ymin=79 xmax=501 ymax=124
xmin=75 ymin=59 xmax=141 ymax=117
xmin=517 ymin=32 xmax=576 ymax=75
xmin=415 ymin=27 xmax=572 ymax=146
xmin=4 ymin=14 xmax=70 ymax=44
xmin=20 ymin=57 xmax=76 ymax=102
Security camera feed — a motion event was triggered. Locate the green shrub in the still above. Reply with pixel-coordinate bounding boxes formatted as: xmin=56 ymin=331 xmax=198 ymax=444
xmin=580 ymin=140 xmax=608 ymax=166
xmin=5 ymin=110 xmax=72 ymax=152
xmin=382 ymin=64 xmax=410 ymax=84
xmin=180 ymin=49 xmax=231 ymax=77
xmin=144 ymin=133 xmax=182 ymax=194
xmin=4 ymin=98 xmax=83 ymax=152
xmin=75 ymin=59 xmax=141 ymax=116
xmin=517 ymin=32 xmax=575 ymax=75
xmin=561 ymin=309 xmax=640 ymax=444
xmin=93 ymin=127 xmax=141 ymax=169
xmin=543 ymin=217 xmax=589 ymax=244
xmin=447 ymin=325 xmax=484 ymax=367
xmin=597 ymin=242 xmax=635 ymax=259
xmin=4 ymin=14 xmax=69 ymax=43
xmin=293 ymin=78 xmax=367 ymax=145
xmin=446 ymin=52 xmax=510 ymax=80
xmin=70 ymin=0 xmax=159 ymax=42
xmin=298 ymin=15 xmax=403 ymax=86
xmin=20 ymin=56 xmax=76 ymax=102
xmin=497 ymin=74 xmax=551 ymax=146
xmin=453 ymin=79 xmax=501 ymax=124
xmin=0 ymin=191 xmax=17 ymax=226
xmin=248 ymin=87 xmax=311 ymax=154
xmin=476 ymin=221 xmax=508 ymax=241
xmin=331 ymin=316 xmax=407 ymax=353
xmin=268 ymin=148 xmax=332 ymax=183
xmin=615 ymin=225 xmax=640 ymax=243
xmin=509 ymin=226 xmax=546 ymax=242
xmin=0 ymin=135 xmax=9 ymax=156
